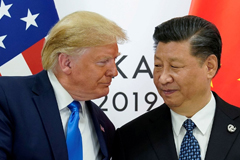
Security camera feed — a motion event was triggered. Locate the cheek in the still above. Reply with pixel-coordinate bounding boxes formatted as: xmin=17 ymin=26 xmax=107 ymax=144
xmin=87 ymin=68 xmax=107 ymax=83
xmin=153 ymin=71 xmax=160 ymax=86
xmin=178 ymin=71 xmax=204 ymax=92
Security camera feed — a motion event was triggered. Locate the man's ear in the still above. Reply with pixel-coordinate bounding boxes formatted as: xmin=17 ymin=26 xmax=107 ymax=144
xmin=58 ymin=53 xmax=72 ymax=74
xmin=206 ymin=54 xmax=218 ymax=79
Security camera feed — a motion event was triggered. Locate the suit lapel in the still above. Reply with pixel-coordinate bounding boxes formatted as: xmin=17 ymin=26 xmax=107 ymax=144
xmin=87 ymin=101 xmax=108 ymax=160
xmin=32 ymin=71 xmax=68 ymax=160
xmin=205 ymin=93 xmax=240 ymax=160
xmin=146 ymin=105 xmax=178 ymax=160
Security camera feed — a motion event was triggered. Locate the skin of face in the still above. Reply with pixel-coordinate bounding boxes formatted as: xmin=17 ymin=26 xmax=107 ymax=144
xmin=56 ymin=43 xmax=120 ymax=101
xmin=153 ymin=41 xmax=217 ymax=117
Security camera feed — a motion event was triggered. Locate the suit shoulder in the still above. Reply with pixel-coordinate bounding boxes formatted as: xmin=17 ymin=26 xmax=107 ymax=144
xmin=0 ymin=71 xmax=48 ymax=92
xmin=0 ymin=74 xmax=36 ymax=88
xmin=214 ymin=92 xmax=240 ymax=119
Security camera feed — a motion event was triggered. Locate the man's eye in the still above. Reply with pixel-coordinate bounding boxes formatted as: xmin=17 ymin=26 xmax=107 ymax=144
xmin=171 ymin=65 xmax=178 ymax=68
xmin=171 ymin=65 xmax=184 ymax=69
xmin=97 ymin=60 xmax=109 ymax=65
xmin=154 ymin=64 xmax=162 ymax=67
xmin=100 ymin=60 xmax=108 ymax=63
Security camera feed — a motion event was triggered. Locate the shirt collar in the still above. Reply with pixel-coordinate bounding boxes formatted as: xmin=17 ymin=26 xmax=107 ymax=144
xmin=171 ymin=92 xmax=216 ymax=136
xmin=47 ymin=70 xmax=86 ymax=117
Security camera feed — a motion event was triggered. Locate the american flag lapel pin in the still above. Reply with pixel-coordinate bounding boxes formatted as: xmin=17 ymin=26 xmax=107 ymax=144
xmin=100 ymin=124 xmax=105 ymax=133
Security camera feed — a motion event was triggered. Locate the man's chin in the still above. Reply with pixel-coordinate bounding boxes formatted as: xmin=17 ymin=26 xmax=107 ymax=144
xmin=163 ymin=99 xmax=178 ymax=108
xmin=94 ymin=89 xmax=109 ymax=99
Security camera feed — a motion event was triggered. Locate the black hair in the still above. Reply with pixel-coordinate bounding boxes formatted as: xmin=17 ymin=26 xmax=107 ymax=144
xmin=153 ymin=15 xmax=222 ymax=71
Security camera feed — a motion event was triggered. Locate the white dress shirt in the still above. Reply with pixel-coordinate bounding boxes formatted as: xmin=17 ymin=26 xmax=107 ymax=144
xmin=47 ymin=70 xmax=102 ymax=160
xmin=171 ymin=92 xmax=216 ymax=160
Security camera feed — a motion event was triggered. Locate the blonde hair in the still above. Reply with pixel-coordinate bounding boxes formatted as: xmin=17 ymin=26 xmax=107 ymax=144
xmin=41 ymin=11 xmax=127 ymax=70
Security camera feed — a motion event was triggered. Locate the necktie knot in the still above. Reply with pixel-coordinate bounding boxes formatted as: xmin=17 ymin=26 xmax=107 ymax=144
xmin=68 ymin=100 xmax=80 ymax=113
xmin=183 ymin=119 xmax=196 ymax=132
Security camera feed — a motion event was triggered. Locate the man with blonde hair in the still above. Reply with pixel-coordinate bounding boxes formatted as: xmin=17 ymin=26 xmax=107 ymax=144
xmin=0 ymin=11 xmax=127 ymax=160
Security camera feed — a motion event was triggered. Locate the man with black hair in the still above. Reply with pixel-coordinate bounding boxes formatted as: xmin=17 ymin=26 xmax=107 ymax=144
xmin=113 ymin=15 xmax=240 ymax=160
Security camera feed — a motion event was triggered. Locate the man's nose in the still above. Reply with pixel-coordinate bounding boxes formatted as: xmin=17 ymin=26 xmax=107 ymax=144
xmin=159 ymin=69 xmax=173 ymax=84
xmin=106 ymin=61 xmax=118 ymax=77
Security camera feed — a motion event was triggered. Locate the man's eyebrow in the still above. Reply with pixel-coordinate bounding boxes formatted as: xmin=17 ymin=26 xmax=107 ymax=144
xmin=113 ymin=52 xmax=121 ymax=59
xmin=154 ymin=55 xmax=161 ymax=60
xmin=154 ymin=55 xmax=183 ymax=62
xmin=169 ymin=57 xmax=178 ymax=61
xmin=99 ymin=52 xmax=121 ymax=60
xmin=168 ymin=57 xmax=184 ymax=62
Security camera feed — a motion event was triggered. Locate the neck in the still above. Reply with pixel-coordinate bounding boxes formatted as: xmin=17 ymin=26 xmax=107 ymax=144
xmin=170 ymin=91 xmax=212 ymax=118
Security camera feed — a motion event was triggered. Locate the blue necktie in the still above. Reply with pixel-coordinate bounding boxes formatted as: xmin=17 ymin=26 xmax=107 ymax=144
xmin=179 ymin=119 xmax=201 ymax=160
xmin=66 ymin=101 xmax=83 ymax=160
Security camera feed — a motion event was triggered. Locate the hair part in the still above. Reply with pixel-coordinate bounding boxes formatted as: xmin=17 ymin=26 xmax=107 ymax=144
xmin=153 ymin=15 xmax=222 ymax=72
xmin=41 ymin=11 xmax=127 ymax=70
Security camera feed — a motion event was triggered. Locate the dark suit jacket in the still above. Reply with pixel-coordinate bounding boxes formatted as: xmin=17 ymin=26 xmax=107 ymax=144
xmin=0 ymin=70 xmax=115 ymax=160
xmin=113 ymin=92 xmax=240 ymax=160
